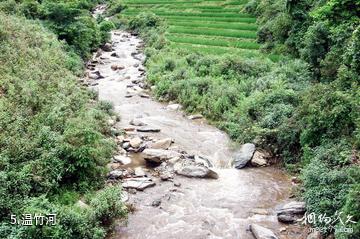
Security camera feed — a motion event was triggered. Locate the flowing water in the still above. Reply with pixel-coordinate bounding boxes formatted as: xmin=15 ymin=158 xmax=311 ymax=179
xmin=89 ymin=30 xmax=296 ymax=239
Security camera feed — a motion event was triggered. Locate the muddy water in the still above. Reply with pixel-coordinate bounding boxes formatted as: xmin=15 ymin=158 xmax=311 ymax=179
xmin=91 ymin=31 xmax=293 ymax=239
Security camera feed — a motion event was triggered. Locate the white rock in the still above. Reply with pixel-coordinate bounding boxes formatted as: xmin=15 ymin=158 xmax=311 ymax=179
xmin=174 ymin=159 xmax=218 ymax=179
xmin=134 ymin=167 xmax=146 ymax=177
xmin=129 ymin=118 xmax=147 ymax=126
xmin=251 ymin=151 xmax=268 ymax=167
xmin=122 ymin=177 xmax=155 ymax=191
xmin=121 ymin=191 xmax=129 ymax=203
xmin=129 ymin=137 xmax=142 ymax=148
xmin=150 ymin=138 xmax=173 ymax=149
xmin=188 ymin=114 xmax=203 ymax=120
xmin=113 ymin=155 xmax=131 ymax=165
xmin=250 ymin=224 xmax=279 ymax=239
xmin=142 ymin=149 xmax=181 ymax=164
xmin=166 ymin=104 xmax=182 ymax=111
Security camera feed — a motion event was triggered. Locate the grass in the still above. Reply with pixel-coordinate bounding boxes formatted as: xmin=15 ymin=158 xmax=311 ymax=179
xmin=168 ymin=26 xmax=257 ymax=39
xmin=124 ymin=10 xmax=254 ymax=18
xmin=123 ymin=13 xmax=257 ymax=23
xmin=123 ymin=0 xmax=270 ymax=57
xmin=169 ymin=42 xmax=261 ymax=57
xmin=167 ymin=20 xmax=258 ymax=31
xmin=167 ymin=34 xmax=260 ymax=49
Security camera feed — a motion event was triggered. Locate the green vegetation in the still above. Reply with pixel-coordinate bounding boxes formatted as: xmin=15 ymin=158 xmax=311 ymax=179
xmin=0 ymin=0 xmax=123 ymax=58
xmin=122 ymin=0 xmax=359 ymax=237
xmin=122 ymin=0 xmax=262 ymax=57
xmin=0 ymin=1 xmax=126 ymax=238
xmin=0 ymin=0 xmax=358 ymax=237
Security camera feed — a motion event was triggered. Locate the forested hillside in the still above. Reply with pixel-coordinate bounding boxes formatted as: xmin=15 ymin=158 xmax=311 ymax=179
xmin=245 ymin=0 xmax=359 ymax=236
xmin=0 ymin=1 xmax=126 ymax=238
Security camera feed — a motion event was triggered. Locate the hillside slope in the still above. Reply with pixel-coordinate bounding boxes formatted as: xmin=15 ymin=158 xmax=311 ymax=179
xmin=0 ymin=10 xmax=126 ymax=239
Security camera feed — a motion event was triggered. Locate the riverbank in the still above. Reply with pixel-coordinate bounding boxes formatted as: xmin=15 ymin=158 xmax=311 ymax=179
xmin=83 ymin=28 xmax=306 ymax=238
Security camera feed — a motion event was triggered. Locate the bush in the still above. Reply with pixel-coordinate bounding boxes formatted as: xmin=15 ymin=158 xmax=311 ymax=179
xmin=0 ymin=186 xmax=127 ymax=239
xmin=0 ymin=11 xmax=123 ymax=236
xmin=298 ymin=84 xmax=356 ymax=148
xmin=106 ymin=0 xmax=126 ymax=16
xmin=302 ymin=160 xmax=360 ymax=236
xmin=89 ymin=186 xmax=127 ymax=226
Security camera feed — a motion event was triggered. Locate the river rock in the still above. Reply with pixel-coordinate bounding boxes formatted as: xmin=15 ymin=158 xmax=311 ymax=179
xmin=307 ymin=231 xmax=321 ymax=239
xmin=122 ymin=177 xmax=155 ymax=191
xmin=150 ymin=138 xmax=173 ymax=150
xmin=139 ymin=93 xmax=150 ymax=98
xmin=234 ymin=143 xmax=256 ymax=169
xmin=159 ymin=170 xmax=173 ymax=181
xmin=250 ymin=224 xmax=279 ymax=239
xmin=137 ymin=126 xmax=161 ymax=133
xmin=88 ymin=70 xmax=104 ymax=80
xmin=111 ymin=64 xmax=125 ymax=71
xmin=166 ymin=104 xmax=182 ymax=111
xmin=130 ymin=137 xmax=142 ymax=148
xmin=174 ymin=159 xmax=218 ymax=179
xmin=251 ymin=151 xmax=268 ymax=167
xmin=102 ymin=43 xmax=112 ymax=52
xmin=121 ymin=191 xmax=129 ymax=203
xmin=122 ymin=142 xmax=131 ymax=150
xmin=107 ymin=162 xmax=121 ymax=170
xmin=111 ymin=52 xmax=120 ymax=58
xmin=277 ymin=201 xmax=306 ymax=223
xmin=151 ymin=199 xmax=161 ymax=207
xmin=129 ymin=118 xmax=147 ymax=126
xmin=113 ymin=155 xmax=131 ymax=165
xmin=194 ymin=155 xmax=213 ymax=168
xmin=108 ymin=169 xmax=128 ymax=179
xmin=88 ymin=73 xmax=99 ymax=80
xmin=134 ymin=167 xmax=146 ymax=177
xmin=142 ymin=149 xmax=181 ymax=164
xmin=188 ymin=114 xmax=203 ymax=120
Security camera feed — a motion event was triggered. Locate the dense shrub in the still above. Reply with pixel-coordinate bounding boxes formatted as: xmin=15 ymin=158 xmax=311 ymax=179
xmin=0 ymin=186 xmax=126 ymax=239
xmin=0 ymin=11 xmax=125 ymax=238
xmin=0 ymin=0 xmax=125 ymax=58
xmin=244 ymin=0 xmax=359 ymax=236
xmin=128 ymin=1 xmax=359 ymax=236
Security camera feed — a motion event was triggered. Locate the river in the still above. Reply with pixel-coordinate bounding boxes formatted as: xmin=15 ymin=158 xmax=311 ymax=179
xmin=87 ymin=29 xmax=297 ymax=239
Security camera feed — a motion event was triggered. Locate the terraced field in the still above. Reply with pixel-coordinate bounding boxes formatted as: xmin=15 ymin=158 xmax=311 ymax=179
xmin=122 ymin=0 xmax=273 ymax=59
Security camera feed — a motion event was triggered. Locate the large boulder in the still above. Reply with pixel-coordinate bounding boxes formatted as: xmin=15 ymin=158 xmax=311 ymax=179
xmin=233 ymin=143 xmax=255 ymax=169
xmin=113 ymin=155 xmax=132 ymax=165
xmin=251 ymin=151 xmax=268 ymax=167
xmin=250 ymin=224 xmax=279 ymax=239
xmin=129 ymin=137 xmax=142 ymax=148
xmin=122 ymin=177 xmax=155 ymax=191
xmin=142 ymin=149 xmax=181 ymax=164
xmin=102 ymin=43 xmax=112 ymax=52
xmin=174 ymin=158 xmax=218 ymax=179
xmin=277 ymin=201 xmax=306 ymax=223
xmin=150 ymin=138 xmax=173 ymax=150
